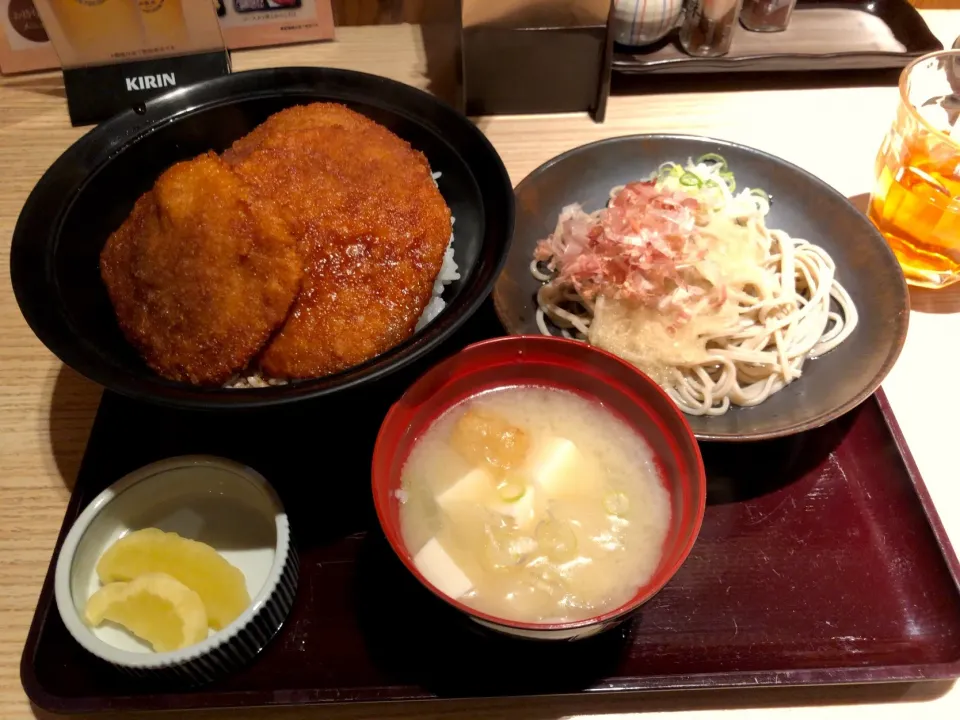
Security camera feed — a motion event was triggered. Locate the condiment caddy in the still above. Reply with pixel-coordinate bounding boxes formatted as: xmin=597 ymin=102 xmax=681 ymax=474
xmin=612 ymin=0 xmax=942 ymax=75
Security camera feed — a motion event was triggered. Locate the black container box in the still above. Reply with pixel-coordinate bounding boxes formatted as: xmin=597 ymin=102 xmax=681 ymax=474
xmin=460 ymin=0 xmax=613 ymax=122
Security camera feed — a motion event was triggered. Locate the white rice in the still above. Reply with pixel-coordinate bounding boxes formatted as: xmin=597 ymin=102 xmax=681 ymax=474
xmin=226 ymin=171 xmax=457 ymax=389
xmin=226 ymin=374 xmax=287 ymax=389
xmin=417 ymin=171 xmax=459 ymax=329
xmin=415 ymin=221 xmax=459 ymax=331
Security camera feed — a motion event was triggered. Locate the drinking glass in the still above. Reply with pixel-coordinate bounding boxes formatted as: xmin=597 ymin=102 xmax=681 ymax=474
xmin=46 ymin=0 xmax=146 ymax=63
xmin=868 ymin=50 xmax=960 ymax=288
xmin=138 ymin=0 xmax=188 ymax=48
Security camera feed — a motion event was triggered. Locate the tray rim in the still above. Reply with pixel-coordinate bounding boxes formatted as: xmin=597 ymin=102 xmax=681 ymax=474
xmin=611 ymin=0 xmax=944 ymax=75
xmin=19 ymin=389 xmax=960 ymax=714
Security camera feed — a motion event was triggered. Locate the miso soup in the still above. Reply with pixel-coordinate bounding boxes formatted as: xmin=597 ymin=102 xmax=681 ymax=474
xmin=398 ymin=386 xmax=671 ymax=624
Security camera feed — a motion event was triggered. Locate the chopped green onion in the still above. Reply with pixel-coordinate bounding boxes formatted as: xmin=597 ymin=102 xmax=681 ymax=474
xmin=651 ymin=153 xmax=772 ymax=218
xmin=697 ymin=153 xmax=729 ymax=172
xmin=656 ymin=163 xmax=681 ymax=182
xmin=497 ymin=480 xmax=526 ymax=503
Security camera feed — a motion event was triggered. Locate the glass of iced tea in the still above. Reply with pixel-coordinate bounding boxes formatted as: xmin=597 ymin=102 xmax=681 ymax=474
xmin=868 ymin=50 xmax=960 ymax=288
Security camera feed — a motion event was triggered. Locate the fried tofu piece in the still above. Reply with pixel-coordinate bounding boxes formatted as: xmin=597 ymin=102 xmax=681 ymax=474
xmin=99 ymin=153 xmax=303 ymax=385
xmin=224 ymin=103 xmax=452 ymax=379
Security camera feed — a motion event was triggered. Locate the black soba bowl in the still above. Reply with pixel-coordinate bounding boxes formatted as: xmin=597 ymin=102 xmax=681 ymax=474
xmin=10 ymin=68 xmax=514 ymax=410
xmin=494 ymin=134 xmax=910 ymax=441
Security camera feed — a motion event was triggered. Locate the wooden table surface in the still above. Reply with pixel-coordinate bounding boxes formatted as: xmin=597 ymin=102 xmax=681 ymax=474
xmin=3 ymin=12 xmax=960 ymax=720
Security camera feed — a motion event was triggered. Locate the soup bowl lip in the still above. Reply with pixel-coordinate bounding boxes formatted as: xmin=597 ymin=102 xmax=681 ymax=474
xmin=53 ymin=455 xmax=292 ymax=668
xmin=371 ymin=335 xmax=707 ymax=633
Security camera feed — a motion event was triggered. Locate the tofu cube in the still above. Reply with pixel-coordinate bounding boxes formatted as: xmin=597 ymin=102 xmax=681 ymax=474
xmin=437 ymin=466 xmax=537 ymax=530
xmin=528 ymin=437 xmax=594 ymax=498
xmin=413 ymin=537 xmax=473 ymax=599
xmin=436 ymin=467 xmax=493 ymax=510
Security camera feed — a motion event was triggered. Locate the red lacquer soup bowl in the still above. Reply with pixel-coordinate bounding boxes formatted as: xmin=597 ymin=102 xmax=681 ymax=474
xmin=372 ymin=336 xmax=706 ymax=640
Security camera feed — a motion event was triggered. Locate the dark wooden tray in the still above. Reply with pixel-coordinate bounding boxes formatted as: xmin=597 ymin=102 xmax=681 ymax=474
xmin=20 ymin=301 xmax=960 ymax=714
xmin=612 ymin=0 xmax=943 ymax=75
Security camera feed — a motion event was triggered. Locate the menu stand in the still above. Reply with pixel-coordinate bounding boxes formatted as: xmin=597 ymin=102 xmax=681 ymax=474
xmin=32 ymin=0 xmax=230 ymax=126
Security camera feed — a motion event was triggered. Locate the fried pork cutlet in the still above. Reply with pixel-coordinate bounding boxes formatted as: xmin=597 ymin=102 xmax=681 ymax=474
xmin=224 ymin=103 xmax=452 ymax=379
xmin=100 ymin=153 xmax=303 ymax=385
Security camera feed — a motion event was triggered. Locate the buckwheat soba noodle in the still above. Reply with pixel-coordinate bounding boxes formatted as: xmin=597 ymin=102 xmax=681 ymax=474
xmin=531 ymin=154 xmax=859 ymax=417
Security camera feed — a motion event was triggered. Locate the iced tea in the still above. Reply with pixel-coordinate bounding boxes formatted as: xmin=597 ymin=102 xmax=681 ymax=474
xmin=867 ymin=50 xmax=960 ymax=288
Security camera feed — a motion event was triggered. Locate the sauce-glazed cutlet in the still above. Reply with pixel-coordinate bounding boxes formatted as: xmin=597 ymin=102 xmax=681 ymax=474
xmin=99 ymin=153 xmax=303 ymax=385
xmin=224 ymin=103 xmax=452 ymax=379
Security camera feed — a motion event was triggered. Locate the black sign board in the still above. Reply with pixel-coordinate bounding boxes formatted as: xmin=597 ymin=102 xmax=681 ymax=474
xmin=62 ymin=49 xmax=230 ymax=126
